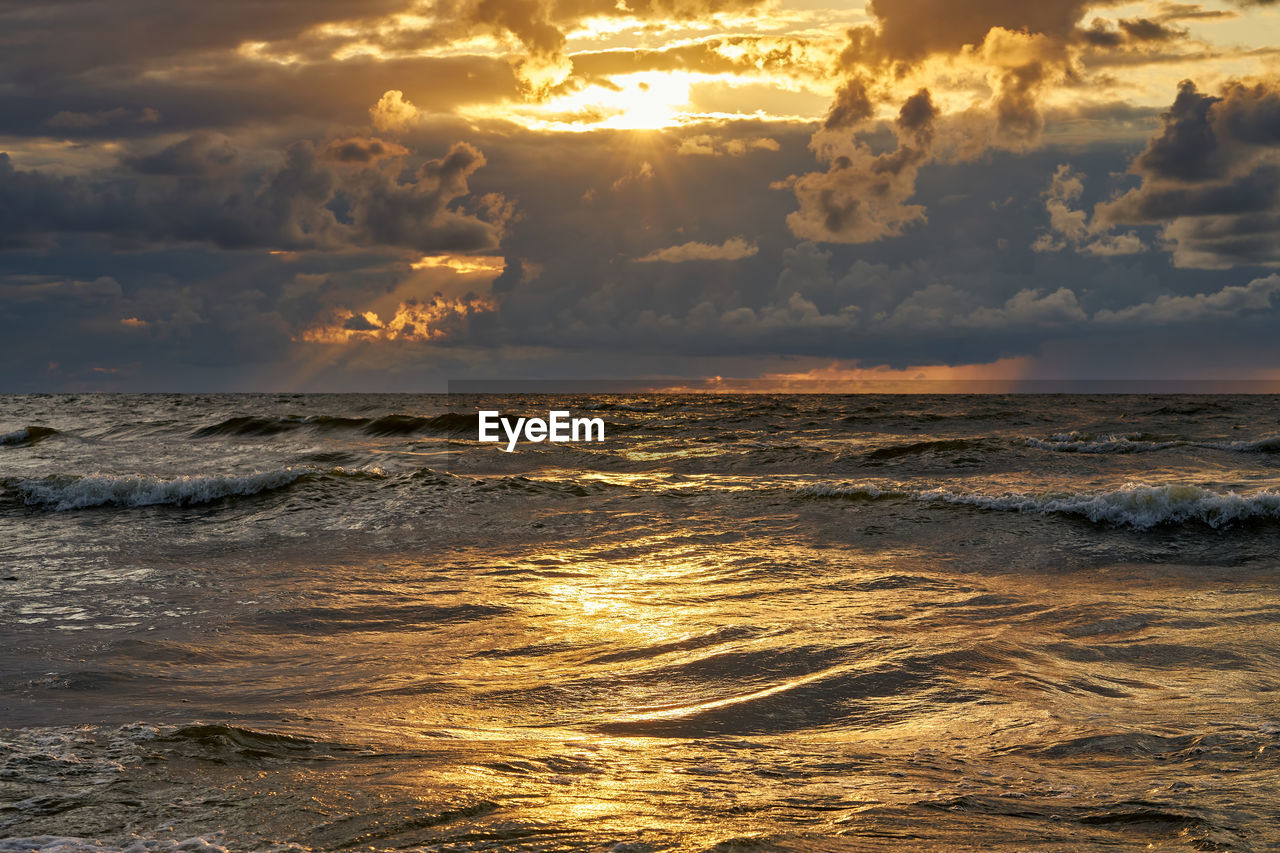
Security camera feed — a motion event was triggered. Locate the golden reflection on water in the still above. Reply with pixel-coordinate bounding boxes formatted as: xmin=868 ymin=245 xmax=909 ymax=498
xmin=182 ymin=514 xmax=1280 ymax=850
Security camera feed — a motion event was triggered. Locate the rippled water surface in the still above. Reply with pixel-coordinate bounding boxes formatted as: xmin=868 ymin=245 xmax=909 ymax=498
xmin=2 ymin=393 xmax=1280 ymax=851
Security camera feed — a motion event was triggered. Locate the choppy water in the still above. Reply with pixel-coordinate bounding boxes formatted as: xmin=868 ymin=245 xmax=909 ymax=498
xmin=2 ymin=393 xmax=1279 ymax=851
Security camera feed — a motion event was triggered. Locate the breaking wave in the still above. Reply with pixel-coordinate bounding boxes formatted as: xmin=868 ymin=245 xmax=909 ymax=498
xmin=1025 ymin=432 xmax=1183 ymax=454
xmin=917 ymin=483 xmax=1280 ymax=529
xmin=363 ymin=412 xmax=478 ymax=435
xmin=794 ymin=482 xmax=903 ymax=500
xmin=0 ymin=426 xmax=58 ymax=447
xmin=1201 ymin=436 xmax=1280 ymax=453
xmin=8 ymin=467 xmax=377 ymax=511
xmin=1027 ymin=432 xmax=1280 ymax=454
xmin=799 ymin=481 xmax=1280 ymax=529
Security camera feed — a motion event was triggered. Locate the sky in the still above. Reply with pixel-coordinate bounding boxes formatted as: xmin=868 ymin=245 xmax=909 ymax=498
xmin=1 ymin=0 xmax=1279 ymax=391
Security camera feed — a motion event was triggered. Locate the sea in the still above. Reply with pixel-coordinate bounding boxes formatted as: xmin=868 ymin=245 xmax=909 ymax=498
xmin=2 ymin=393 xmax=1279 ymax=851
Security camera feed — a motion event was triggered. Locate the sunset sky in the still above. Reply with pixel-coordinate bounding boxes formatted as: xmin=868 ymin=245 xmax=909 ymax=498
xmin=2 ymin=0 xmax=1279 ymax=390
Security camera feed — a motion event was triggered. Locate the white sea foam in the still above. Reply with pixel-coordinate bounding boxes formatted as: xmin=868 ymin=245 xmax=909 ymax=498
xmin=793 ymin=482 xmax=897 ymax=499
xmin=0 ymin=429 xmax=31 ymax=445
xmin=1025 ymin=432 xmax=1183 ymax=454
xmin=1027 ymin=431 xmax=1280 ymax=455
xmin=925 ymin=483 xmax=1280 ymax=529
xmin=798 ymin=481 xmax=1280 ymax=529
xmin=0 ymin=426 xmax=58 ymax=447
xmin=15 ymin=469 xmax=311 ymax=511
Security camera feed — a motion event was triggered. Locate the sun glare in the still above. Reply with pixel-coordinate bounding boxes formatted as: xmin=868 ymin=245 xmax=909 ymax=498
xmin=411 ymin=255 xmax=507 ymax=274
xmin=464 ymin=71 xmax=695 ymax=132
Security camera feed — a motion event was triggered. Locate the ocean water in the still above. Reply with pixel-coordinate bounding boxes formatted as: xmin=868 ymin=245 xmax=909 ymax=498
xmin=2 ymin=393 xmax=1279 ymax=851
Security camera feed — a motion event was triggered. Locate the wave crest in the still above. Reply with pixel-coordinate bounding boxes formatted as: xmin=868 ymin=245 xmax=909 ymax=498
xmin=13 ymin=468 xmax=322 ymax=510
xmin=922 ymin=483 xmax=1280 ymax=530
xmin=192 ymin=412 xmax=483 ymax=438
xmin=1028 ymin=431 xmax=1280 ymax=455
xmin=1025 ymin=432 xmax=1182 ymax=454
xmin=798 ymin=480 xmax=1280 ymax=529
xmin=863 ymin=438 xmax=985 ymax=460
xmin=0 ymin=426 xmax=58 ymax=447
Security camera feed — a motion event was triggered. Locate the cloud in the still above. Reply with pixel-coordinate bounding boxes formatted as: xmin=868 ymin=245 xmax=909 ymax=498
xmin=1095 ymin=79 xmax=1280 ymax=267
xmin=953 ymin=287 xmax=1087 ymax=328
xmin=636 ymin=236 xmax=758 ymax=262
xmin=1031 ymin=164 xmax=1144 ymax=255
xmin=1118 ymin=17 xmax=1188 ymax=42
xmin=124 ymin=133 xmax=237 ymax=176
xmin=1084 ymin=231 xmax=1146 ymax=256
xmin=370 ymin=90 xmax=421 ymax=134
xmin=320 ymin=137 xmax=409 ymax=164
xmin=676 ymin=135 xmax=779 ymax=156
xmin=0 ymin=138 xmax=508 ymax=254
xmin=790 ymin=0 xmax=1116 ymax=247
xmin=300 ymin=296 xmax=496 ymax=343
xmin=1093 ymin=274 xmax=1280 ymax=323
xmin=46 ymin=108 xmax=133 ymax=129
xmin=344 ymin=142 xmax=511 ymax=253
xmin=786 ymin=88 xmax=936 ymax=243
xmin=824 ymin=78 xmax=875 ymax=131
xmin=859 ymin=0 xmax=1089 ymax=63
xmin=610 ymin=160 xmax=654 ymax=192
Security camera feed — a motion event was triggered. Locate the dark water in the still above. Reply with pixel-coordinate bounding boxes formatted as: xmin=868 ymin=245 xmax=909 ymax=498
xmin=2 ymin=393 xmax=1280 ymax=851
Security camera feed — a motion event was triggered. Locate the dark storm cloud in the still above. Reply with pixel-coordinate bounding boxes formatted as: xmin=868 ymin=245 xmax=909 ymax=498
xmin=0 ymin=1 xmax=411 ymax=79
xmin=1134 ymin=81 xmax=1226 ymax=181
xmin=123 ymin=134 xmax=238 ymax=176
xmin=1118 ymin=17 xmax=1188 ymax=41
xmin=0 ymin=54 xmax=520 ymax=140
xmin=349 ymin=142 xmax=508 ymax=252
xmin=2 ymin=0 xmax=1279 ymax=389
xmin=1078 ymin=22 xmax=1125 ymax=48
xmin=1096 ymin=80 xmax=1280 ymax=267
xmin=791 ymin=0 xmax=1109 ymax=246
xmin=1076 ymin=17 xmax=1189 ymax=48
xmin=320 ymin=137 xmax=410 ymax=164
xmin=0 ymin=138 xmax=507 ymax=253
xmin=1100 ymin=166 xmax=1280 ymax=223
xmin=4 ymin=126 xmax=1279 ymax=389
xmin=1157 ymin=3 xmax=1237 ymax=21
xmin=0 ymin=0 xmax=777 ymax=118
xmin=857 ymin=0 xmax=1089 ymax=63
xmin=787 ymin=89 xmax=938 ymax=244
xmin=824 ymin=78 xmax=874 ymax=131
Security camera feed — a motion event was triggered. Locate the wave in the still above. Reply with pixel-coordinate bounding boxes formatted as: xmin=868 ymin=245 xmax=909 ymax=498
xmin=8 ymin=467 xmax=378 ymax=511
xmin=799 ymin=480 xmax=1280 ymax=529
xmin=0 ymin=426 xmax=58 ymax=447
xmin=794 ymin=482 xmax=903 ymax=500
xmin=193 ymin=411 xmax=484 ymax=439
xmin=1025 ymin=432 xmax=1183 ymax=454
xmin=582 ymin=401 xmax=653 ymax=412
xmin=191 ymin=415 xmax=309 ymax=437
xmin=1027 ymin=432 xmax=1280 ymax=454
xmin=1201 ymin=436 xmax=1280 ymax=453
xmin=863 ymin=438 xmax=986 ymax=460
xmin=364 ymin=412 xmax=479 ymax=435
xmin=923 ymin=483 xmax=1280 ymax=530
xmin=0 ymin=837 xmax=231 ymax=853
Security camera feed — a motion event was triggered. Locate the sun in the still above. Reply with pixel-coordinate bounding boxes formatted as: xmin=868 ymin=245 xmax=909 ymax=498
xmin=463 ymin=71 xmax=695 ymax=132
xmin=589 ymin=72 xmax=693 ymax=130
